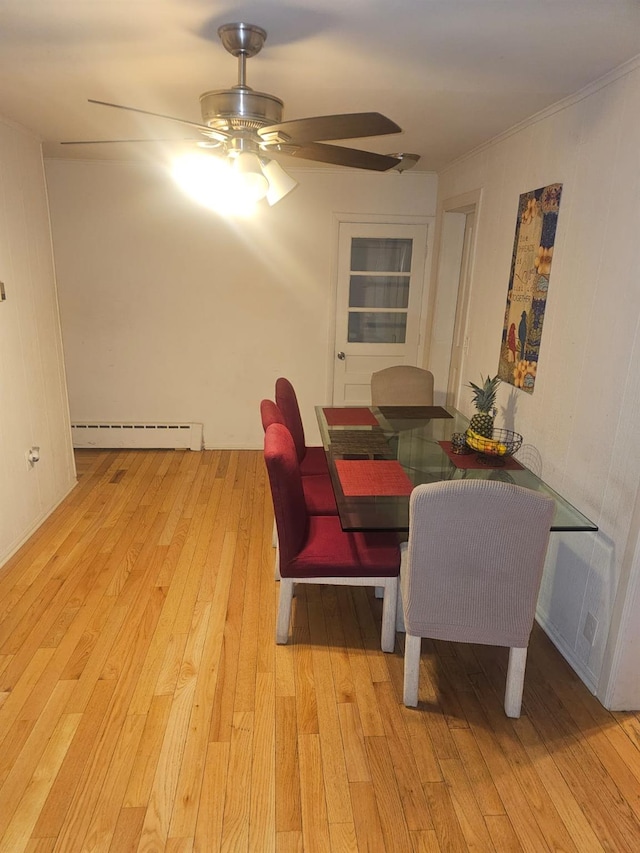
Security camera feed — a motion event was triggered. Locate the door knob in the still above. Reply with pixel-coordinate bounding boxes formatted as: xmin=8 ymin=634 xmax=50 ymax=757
xmin=337 ymin=351 xmax=345 ymax=360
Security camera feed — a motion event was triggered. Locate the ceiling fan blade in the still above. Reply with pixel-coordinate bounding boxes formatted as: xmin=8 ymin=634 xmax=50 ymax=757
xmin=87 ymin=99 xmax=229 ymax=141
xmin=286 ymin=142 xmax=401 ymax=172
xmin=60 ymin=138 xmax=197 ymax=145
xmin=259 ymin=112 xmax=401 ymax=144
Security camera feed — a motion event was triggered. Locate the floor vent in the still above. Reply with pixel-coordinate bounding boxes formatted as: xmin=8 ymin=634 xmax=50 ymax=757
xmin=71 ymin=422 xmax=203 ymax=451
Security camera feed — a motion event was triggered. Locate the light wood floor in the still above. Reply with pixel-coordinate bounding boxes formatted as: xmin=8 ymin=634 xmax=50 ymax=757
xmin=1 ymin=449 xmax=639 ymax=852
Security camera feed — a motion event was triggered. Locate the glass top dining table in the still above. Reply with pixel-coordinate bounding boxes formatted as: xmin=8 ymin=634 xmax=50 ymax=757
xmin=315 ymin=404 xmax=598 ymax=534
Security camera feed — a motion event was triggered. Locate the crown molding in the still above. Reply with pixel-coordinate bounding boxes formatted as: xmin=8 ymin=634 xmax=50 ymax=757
xmin=440 ymin=52 xmax=640 ymax=174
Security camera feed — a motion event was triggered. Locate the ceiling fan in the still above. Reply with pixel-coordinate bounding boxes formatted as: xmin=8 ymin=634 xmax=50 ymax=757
xmin=63 ymin=23 xmax=417 ymax=207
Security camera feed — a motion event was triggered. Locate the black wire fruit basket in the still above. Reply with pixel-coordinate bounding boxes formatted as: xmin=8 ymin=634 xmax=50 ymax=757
xmin=465 ymin=428 xmax=523 ymax=459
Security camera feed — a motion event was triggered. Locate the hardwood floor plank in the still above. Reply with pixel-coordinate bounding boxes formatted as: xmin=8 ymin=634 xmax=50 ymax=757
xmin=298 ymin=733 xmax=331 ymax=853
xmin=438 ymin=757 xmax=495 ymax=852
xmin=292 ymin=599 xmax=319 ymax=736
xmin=71 ymin=712 xmax=146 ymax=853
xmin=337 ymin=701 xmax=371 ymax=784
xmin=364 ymin=735 xmax=413 ymax=852
xmin=219 ymin=711 xmax=253 ymax=852
xmin=193 ymin=741 xmax=229 ymax=853
xmin=350 ymin=781 xmax=386 ymax=853
xmin=455 ymin=686 xmax=554 ymax=853
xmin=275 ymin=830 xmax=304 ymax=853
xmin=373 ymin=680 xmax=433 ymax=831
xmin=136 ymin=601 xmax=212 ymax=851
xmin=523 ymin=669 xmax=640 ymax=852
xmin=308 ymin=592 xmax=352 ymax=826
xmin=249 ymin=672 xmax=276 ymax=853
xmin=107 ymin=806 xmax=146 ymax=853
xmin=423 ymin=781 xmax=470 ymax=853
xmin=123 ymin=694 xmax=173 ymax=809
xmin=0 ymin=449 xmax=638 ymax=852
xmin=32 ymin=679 xmax=116 ymax=838
xmin=0 ymin=711 xmax=79 ymax=853
xmin=448 ymin=726 xmax=504 ymax=817
xmin=484 ymin=815 xmax=524 ymax=852
xmin=0 ymin=682 xmax=77 ymax=846
xmin=409 ymin=829 xmax=442 ymax=852
xmin=328 ymin=821 xmax=358 ymax=852
xmin=467 ymin=668 xmax=580 ymax=852
xmin=275 ymin=696 xmax=302 ymax=834
xmin=513 ymin=715 xmax=606 ymax=852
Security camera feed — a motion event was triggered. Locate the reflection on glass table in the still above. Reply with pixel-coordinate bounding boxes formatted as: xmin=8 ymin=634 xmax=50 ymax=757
xmin=315 ymin=404 xmax=598 ymax=534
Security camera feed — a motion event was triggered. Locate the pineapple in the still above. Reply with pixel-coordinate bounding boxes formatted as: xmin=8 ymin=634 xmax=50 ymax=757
xmin=468 ymin=375 xmax=500 ymax=438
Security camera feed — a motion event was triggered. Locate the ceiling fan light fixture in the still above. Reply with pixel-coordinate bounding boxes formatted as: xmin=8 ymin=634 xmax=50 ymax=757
xmin=261 ymin=159 xmax=298 ymax=206
xmin=172 ymin=151 xmax=257 ymax=216
xmin=234 ymin=151 xmax=269 ymax=201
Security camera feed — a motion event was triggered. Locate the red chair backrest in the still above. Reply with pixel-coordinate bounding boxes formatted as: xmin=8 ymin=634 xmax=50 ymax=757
xmin=275 ymin=377 xmax=306 ymax=464
xmin=260 ymin=399 xmax=285 ymax=432
xmin=264 ymin=423 xmax=308 ymax=569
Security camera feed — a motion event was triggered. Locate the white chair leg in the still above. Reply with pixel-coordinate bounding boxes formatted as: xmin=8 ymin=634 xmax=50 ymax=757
xmin=395 ymin=584 xmax=405 ymax=633
xmin=380 ymin=578 xmax=398 ymax=653
xmin=505 ymin=646 xmax=528 ymax=718
xmin=276 ymin=579 xmax=294 ymax=644
xmin=403 ymin=633 xmax=422 ymax=707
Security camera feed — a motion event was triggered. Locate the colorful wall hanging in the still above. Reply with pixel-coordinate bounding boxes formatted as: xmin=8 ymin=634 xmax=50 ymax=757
xmin=498 ymin=183 xmax=562 ymax=393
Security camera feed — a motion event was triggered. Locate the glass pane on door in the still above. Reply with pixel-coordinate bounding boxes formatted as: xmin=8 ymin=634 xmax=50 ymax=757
xmin=349 ymin=275 xmax=410 ymax=308
xmin=350 ymin=238 xmax=413 ymax=272
xmin=348 ymin=312 xmax=407 ymax=343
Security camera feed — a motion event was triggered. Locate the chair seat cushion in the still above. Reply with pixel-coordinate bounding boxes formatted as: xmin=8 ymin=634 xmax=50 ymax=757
xmin=300 ymin=445 xmax=329 ymax=476
xmin=284 ymin=515 xmax=400 ymax=579
xmin=302 ymin=474 xmax=337 ymax=515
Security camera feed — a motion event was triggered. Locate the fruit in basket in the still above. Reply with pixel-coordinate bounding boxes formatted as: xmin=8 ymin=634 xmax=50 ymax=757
xmin=465 ymin=428 xmax=507 ymax=456
xmin=467 ymin=374 xmax=501 ymax=438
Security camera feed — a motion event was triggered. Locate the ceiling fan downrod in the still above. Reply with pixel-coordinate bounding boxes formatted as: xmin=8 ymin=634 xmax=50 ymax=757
xmin=217 ymin=23 xmax=267 ymax=90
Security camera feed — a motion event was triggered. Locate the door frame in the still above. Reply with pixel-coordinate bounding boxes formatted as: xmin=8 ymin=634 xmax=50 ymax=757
xmin=327 ymin=213 xmax=435 ymax=404
xmin=422 ymin=189 xmax=483 ymax=408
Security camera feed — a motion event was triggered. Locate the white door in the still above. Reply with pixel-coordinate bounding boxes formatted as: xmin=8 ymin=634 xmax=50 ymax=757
xmin=332 ymin=222 xmax=428 ymax=405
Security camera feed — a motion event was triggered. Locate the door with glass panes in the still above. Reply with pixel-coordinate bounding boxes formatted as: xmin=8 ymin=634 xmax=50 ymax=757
xmin=332 ymin=222 xmax=428 ymax=404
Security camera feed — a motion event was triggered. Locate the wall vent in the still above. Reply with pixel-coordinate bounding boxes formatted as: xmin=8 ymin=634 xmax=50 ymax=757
xmin=71 ymin=422 xmax=203 ymax=451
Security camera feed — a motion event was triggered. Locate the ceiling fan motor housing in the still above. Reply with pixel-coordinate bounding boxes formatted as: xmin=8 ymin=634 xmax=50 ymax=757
xmin=199 ymin=88 xmax=283 ymax=135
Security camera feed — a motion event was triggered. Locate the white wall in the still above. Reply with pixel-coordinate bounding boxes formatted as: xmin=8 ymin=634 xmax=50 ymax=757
xmin=0 ymin=119 xmax=76 ymax=567
xmin=44 ymin=161 xmax=437 ymax=450
xmin=429 ymin=58 xmax=640 ymax=708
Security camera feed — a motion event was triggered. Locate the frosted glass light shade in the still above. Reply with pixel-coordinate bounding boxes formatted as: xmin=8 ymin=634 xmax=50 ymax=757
xmin=234 ymin=152 xmax=269 ymax=201
xmin=262 ymin=159 xmax=298 ymax=205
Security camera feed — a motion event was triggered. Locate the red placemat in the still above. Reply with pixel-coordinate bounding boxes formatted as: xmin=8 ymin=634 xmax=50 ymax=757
xmin=323 ymin=407 xmax=379 ymax=426
xmin=335 ymin=459 xmax=414 ymax=496
xmin=439 ymin=441 xmax=524 ymax=470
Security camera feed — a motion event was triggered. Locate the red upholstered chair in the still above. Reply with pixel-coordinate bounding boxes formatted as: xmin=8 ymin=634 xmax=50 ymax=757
xmin=275 ymin=377 xmax=329 ymax=476
xmin=261 ymin=399 xmax=337 ymax=580
xmin=260 ymin=400 xmax=336 ymax=516
xmin=264 ymin=423 xmax=400 ymax=652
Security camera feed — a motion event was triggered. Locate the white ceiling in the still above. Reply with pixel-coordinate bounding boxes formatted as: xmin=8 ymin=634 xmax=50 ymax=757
xmin=1 ymin=0 xmax=639 ymax=171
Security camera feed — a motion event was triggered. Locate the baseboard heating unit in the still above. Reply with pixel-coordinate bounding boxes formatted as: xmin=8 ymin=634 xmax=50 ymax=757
xmin=71 ymin=422 xmax=203 ymax=451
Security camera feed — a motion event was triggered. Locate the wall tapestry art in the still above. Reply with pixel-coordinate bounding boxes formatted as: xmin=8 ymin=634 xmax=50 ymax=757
xmin=498 ymin=182 xmax=562 ymax=394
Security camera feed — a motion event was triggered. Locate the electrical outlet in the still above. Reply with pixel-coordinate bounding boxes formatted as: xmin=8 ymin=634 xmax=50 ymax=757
xmin=583 ymin=612 xmax=598 ymax=645
xmin=26 ymin=446 xmax=40 ymax=469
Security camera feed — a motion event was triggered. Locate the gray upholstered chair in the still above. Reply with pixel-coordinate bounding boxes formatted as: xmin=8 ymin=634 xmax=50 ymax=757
xmin=370 ymin=365 xmax=434 ymax=406
xmin=399 ymin=479 xmax=554 ymax=717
